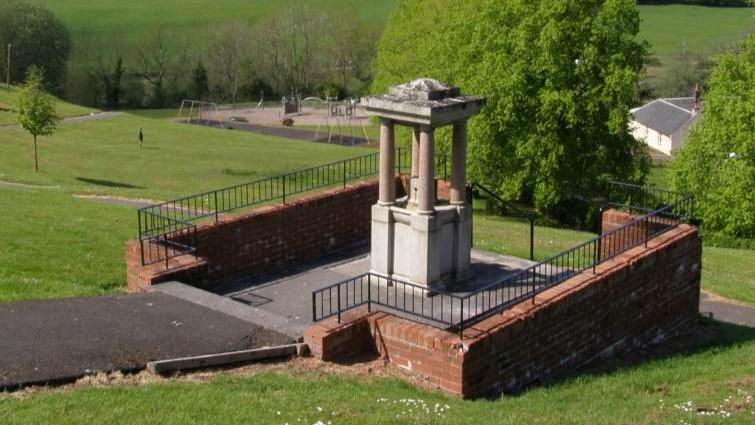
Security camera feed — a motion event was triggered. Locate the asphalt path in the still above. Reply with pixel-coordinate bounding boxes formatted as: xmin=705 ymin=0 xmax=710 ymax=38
xmin=0 ymin=292 xmax=292 ymax=390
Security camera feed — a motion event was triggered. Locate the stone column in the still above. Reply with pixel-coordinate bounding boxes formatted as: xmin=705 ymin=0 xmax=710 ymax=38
xmin=450 ymin=120 xmax=468 ymax=205
xmin=379 ymin=119 xmax=396 ymax=206
xmin=417 ymin=125 xmax=435 ymax=214
xmin=409 ymin=127 xmax=420 ymax=205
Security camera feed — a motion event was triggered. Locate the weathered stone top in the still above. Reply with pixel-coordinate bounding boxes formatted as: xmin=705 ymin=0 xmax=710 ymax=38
xmin=388 ymin=78 xmax=461 ymax=101
xmin=361 ymin=78 xmax=485 ymax=127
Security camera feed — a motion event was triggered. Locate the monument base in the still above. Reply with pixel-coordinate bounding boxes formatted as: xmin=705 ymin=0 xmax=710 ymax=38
xmin=370 ymin=202 xmax=471 ymax=289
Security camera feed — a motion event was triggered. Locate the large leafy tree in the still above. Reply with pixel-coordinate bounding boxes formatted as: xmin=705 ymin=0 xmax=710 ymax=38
xmin=0 ymin=0 xmax=71 ymax=90
xmin=671 ymin=36 xmax=755 ymax=239
xmin=17 ymin=66 xmax=59 ymax=172
xmin=373 ymin=0 xmax=649 ymax=215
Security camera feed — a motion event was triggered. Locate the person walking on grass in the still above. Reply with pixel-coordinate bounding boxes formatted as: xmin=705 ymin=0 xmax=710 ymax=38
xmin=137 ymin=127 xmax=144 ymax=149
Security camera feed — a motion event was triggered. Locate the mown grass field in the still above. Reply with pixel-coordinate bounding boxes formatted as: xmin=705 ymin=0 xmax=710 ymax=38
xmin=39 ymin=0 xmax=398 ymax=45
xmin=638 ymin=5 xmax=754 ymax=57
xmin=1 ymin=319 xmax=753 ymax=424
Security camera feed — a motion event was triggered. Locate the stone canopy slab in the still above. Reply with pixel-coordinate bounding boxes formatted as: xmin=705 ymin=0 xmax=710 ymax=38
xmin=361 ymin=78 xmax=485 ymax=127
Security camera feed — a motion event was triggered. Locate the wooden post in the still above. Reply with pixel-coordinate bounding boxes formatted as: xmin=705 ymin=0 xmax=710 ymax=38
xmin=6 ymin=43 xmax=10 ymax=92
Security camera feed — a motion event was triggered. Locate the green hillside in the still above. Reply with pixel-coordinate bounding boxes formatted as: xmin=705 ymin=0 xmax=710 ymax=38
xmin=0 ymin=85 xmax=97 ymax=125
xmin=40 ymin=0 xmax=399 ymax=45
xmin=638 ymin=5 xmax=754 ymax=56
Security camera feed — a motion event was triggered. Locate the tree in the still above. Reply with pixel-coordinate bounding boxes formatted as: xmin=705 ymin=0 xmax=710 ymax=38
xmin=208 ymin=21 xmax=252 ymax=109
xmin=102 ymin=56 xmax=125 ymax=108
xmin=652 ymin=44 xmax=714 ymax=98
xmin=321 ymin=6 xmax=381 ymax=96
xmin=373 ymin=0 xmax=650 ymax=217
xmin=137 ymin=25 xmax=172 ymax=108
xmin=671 ymin=36 xmax=755 ymax=239
xmin=16 ymin=66 xmax=59 ymax=172
xmin=189 ymin=61 xmax=209 ymax=101
xmin=0 ymin=0 xmax=71 ymax=90
xmin=253 ymin=5 xmax=326 ymax=95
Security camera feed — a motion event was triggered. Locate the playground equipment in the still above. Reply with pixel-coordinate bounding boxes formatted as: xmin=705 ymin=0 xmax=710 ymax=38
xmin=280 ymin=93 xmax=302 ymax=116
xmin=177 ymin=100 xmax=224 ymax=128
xmin=314 ymin=97 xmax=371 ymax=145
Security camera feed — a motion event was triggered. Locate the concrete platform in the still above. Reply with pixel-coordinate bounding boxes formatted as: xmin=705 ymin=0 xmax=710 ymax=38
xmin=203 ymin=249 xmax=538 ymax=337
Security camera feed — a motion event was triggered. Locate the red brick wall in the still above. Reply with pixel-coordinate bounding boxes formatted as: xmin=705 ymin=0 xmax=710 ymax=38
xmin=600 ymin=208 xmax=680 ymax=259
xmin=305 ymin=216 xmax=701 ymax=398
xmin=126 ymin=178 xmax=405 ymax=291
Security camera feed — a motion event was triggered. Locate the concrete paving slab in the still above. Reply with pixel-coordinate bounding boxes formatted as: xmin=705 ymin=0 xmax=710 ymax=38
xmin=0 ymin=293 xmax=292 ymax=390
xmin=216 ymin=249 xmax=537 ymax=336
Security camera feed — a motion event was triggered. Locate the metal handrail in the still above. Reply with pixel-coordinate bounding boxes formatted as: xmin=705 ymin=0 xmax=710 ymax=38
xmin=137 ymin=148 xmax=449 ymax=266
xmin=312 ymin=185 xmax=694 ymax=337
xmin=471 ymin=182 xmax=536 ymax=260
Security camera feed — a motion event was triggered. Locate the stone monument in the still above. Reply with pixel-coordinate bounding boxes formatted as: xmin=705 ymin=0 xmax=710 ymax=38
xmin=361 ymin=79 xmax=485 ymax=289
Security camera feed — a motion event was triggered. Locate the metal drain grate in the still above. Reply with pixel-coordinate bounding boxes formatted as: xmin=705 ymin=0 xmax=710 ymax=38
xmin=231 ymin=292 xmax=272 ymax=307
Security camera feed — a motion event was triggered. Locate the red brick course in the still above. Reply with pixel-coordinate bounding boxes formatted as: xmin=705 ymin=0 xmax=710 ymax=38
xmin=304 ymin=210 xmax=701 ymax=398
xmin=125 ymin=178 xmax=405 ymax=291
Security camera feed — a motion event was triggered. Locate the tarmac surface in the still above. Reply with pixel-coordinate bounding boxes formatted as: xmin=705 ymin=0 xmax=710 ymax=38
xmin=699 ymin=291 xmax=755 ymax=327
xmin=191 ymin=120 xmax=373 ymax=147
xmin=0 ymin=292 xmax=292 ymax=390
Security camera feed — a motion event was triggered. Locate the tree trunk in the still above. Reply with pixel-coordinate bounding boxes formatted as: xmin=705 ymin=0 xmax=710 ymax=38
xmin=33 ymin=134 xmax=38 ymax=172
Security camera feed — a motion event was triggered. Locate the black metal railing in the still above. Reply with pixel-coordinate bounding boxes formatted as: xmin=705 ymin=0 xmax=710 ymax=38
xmin=312 ymin=184 xmax=693 ymax=336
xmin=138 ymin=148 xmax=449 ymax=266
xmin=471 ymin=182 xmax=537 ymax=260
xmin=606 ymin=181 xmax=694 ymax=219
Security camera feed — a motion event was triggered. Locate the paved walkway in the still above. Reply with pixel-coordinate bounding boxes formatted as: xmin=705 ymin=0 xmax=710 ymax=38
xmin=0 ymin=293 xmax=292 ymax=390
xmin=0 ymin=181 xmax=59 ymax=190
xmin=699 ymin=291 xmax=755 ymax=327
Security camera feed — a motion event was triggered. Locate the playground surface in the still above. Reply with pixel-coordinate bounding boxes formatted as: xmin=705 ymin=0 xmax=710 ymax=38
xmin=211 ymin=105 xmax=371 ymax=127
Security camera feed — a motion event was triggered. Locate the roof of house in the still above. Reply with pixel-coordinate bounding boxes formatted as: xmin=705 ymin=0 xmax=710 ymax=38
xmin=632 ymin=98 xmax=697 ymax=136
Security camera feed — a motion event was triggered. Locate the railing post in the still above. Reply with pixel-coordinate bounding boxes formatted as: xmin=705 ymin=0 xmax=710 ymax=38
xmin=367 ymin=275 xmax=372 ymax=313
xmin=312 ymin=291 xmax=316 ymax=322
xmin=529 ymin=218 xmax=535 ymax=261
xmin=459 ymin=299 xmax=464 ymax=340
xmin=138 ymin=212 xmax=145 ymax=266
xmin=164 ymin=234 xmax=169 ymax=269
xmin=337 ymin=283 xmax=341 ymax=324
xmin=343 ymin=160 xmax=347 ymax=189
xmin=282 ymin=175 xmax=286 ymax=204
xmin=213 ymin=191 xmax=219 ymax=222
xmin=193 ymin=226 xmax=198 ymax=260
xmin=645 ymin=215 xmax=650 ymax=248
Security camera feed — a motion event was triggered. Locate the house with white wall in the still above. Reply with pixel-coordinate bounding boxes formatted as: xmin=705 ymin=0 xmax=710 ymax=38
xmin=630 ymin=93 xmax=700 ymax=157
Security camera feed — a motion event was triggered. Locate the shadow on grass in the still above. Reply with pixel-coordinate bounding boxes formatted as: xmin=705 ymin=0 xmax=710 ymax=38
xmin=75 ymin=177 xmax=145 ymax=189
xmin=503 ymin=317 xmax=755 ymax=399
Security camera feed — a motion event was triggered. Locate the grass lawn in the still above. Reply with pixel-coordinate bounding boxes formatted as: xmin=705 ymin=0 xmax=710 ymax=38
xmin=0 ymin=85 xmax=97 ymax=125
xmin=703 ymin=246 xmax=755 ymax=305
xmin=1 ymin=319 xmax=753 ymax=424
xmin=0 ymin=189 xmax=133 ymax=301
xmin=0 ymin=111 xmax=372 ymax=200
xmin=472 ymin=212 xmax=596 ymax=262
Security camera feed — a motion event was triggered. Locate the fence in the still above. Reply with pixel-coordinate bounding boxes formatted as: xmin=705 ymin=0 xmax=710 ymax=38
xmin=138 ymin=148 xmax=450 ymax=266
xmin=470 ymin=182 xmax=536 ymax=260
xmin=312 ymin=182 xmax=693 ymax=336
